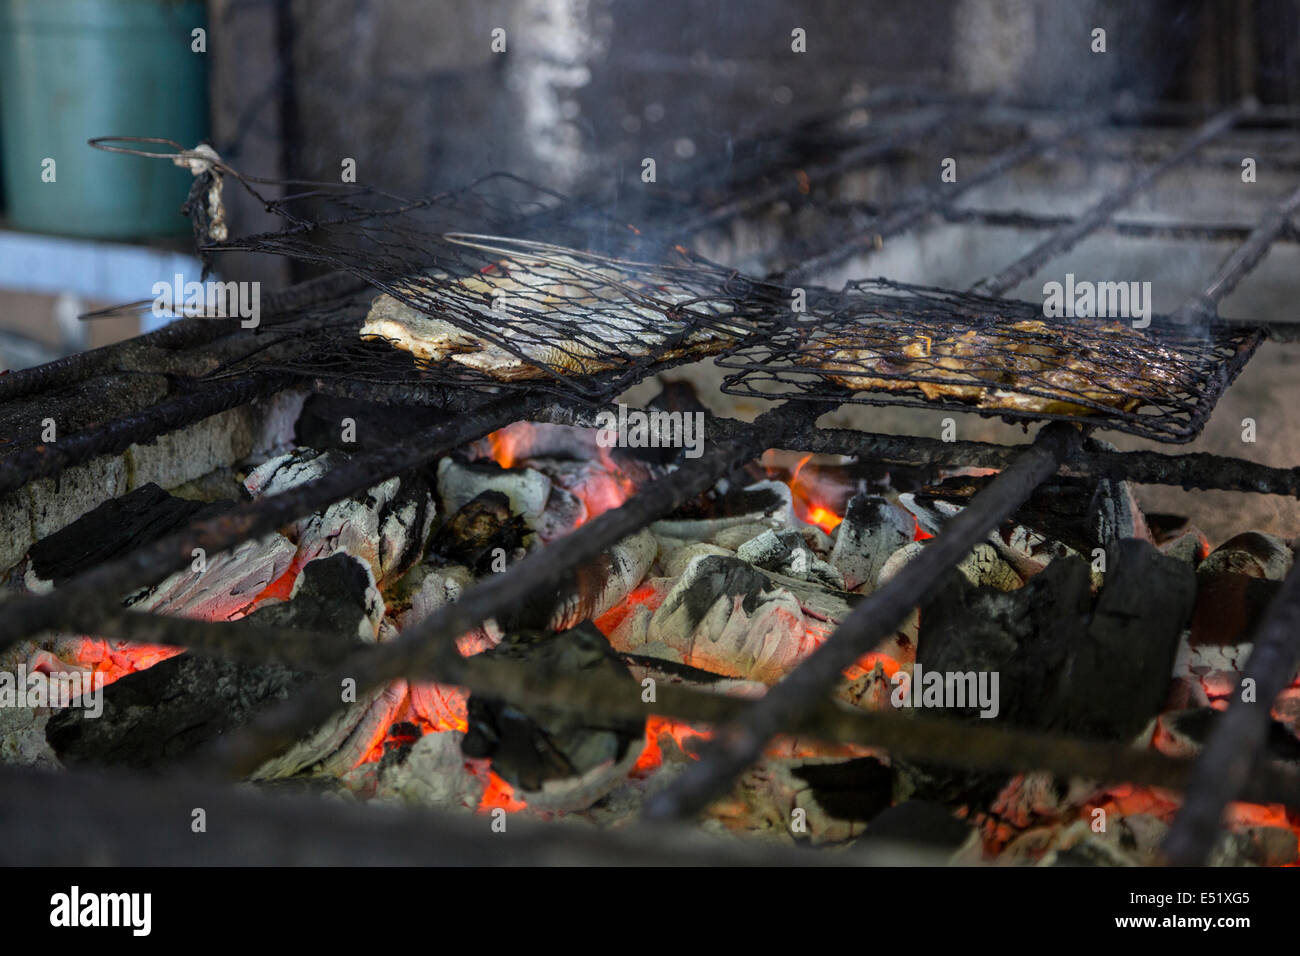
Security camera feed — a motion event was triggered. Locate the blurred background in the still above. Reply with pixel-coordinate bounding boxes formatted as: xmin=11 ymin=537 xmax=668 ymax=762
xmin=0 ymin=0 xmax=1295 ymax=370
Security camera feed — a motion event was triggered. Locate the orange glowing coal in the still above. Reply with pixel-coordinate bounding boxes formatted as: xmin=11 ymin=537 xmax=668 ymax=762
xmin=478 ymin=769 xmax=528 ymax=813
xmin=635 ymin=716 xmax=712 ymax=774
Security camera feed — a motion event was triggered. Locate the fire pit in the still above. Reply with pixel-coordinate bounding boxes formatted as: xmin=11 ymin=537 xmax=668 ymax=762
xmin=2 ymin=89 xmax=1299 ymax=872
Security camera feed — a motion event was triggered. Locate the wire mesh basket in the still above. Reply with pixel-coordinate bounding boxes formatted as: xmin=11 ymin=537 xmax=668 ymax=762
xmin=200 ymin=172 xmax=785 ymax=401
xmin=716 ymin=279 xmax=1261 ymax=443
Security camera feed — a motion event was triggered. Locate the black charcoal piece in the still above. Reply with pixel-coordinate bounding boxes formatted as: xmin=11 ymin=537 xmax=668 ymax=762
xmin=461 ymin=622 xmax=643 ymax=794
xmin=29 ymin=483 xmax=229 ymax=586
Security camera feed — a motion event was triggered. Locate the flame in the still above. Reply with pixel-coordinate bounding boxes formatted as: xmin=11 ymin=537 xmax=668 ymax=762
xmin=482 ymin=421 xmax=635 ymax=521
xmin=784 ymin=454 xmax=843 ymax=533
xmin=488 ymin=429 xmax=517 ymax=470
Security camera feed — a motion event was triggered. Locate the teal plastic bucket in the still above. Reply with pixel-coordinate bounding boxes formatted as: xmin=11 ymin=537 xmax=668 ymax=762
xmin=0 ymin=0 xmax=209 ymax=238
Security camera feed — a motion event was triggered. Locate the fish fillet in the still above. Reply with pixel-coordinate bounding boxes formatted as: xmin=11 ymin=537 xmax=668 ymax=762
xmin=361 ymin=254 xmax=738 ymax=381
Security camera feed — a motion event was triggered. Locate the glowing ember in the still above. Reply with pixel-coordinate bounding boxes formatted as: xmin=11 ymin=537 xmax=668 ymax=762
xmin=786 ymin=454 xmax=843 ymax=532
xmin=478 ymin=769 xmax=528 ymax=813
xmin=634 ymin=716 xmax=711 ymax=774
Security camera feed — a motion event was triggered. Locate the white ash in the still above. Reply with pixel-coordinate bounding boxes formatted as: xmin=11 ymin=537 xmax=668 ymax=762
xmin=397 ymin=563 xmax=502 ymax=655
xmin=1199 ymin=531 xmax=1294 ymax=580
xmin=120 ymin=532 xmax=296 ymax=621
xmin=736 ymin=529 xmax=845 ymax=590
xmin=437 ymin=458 xmax=550 ymax=528
xmin=251 ymin=678 xmax=408 ymax=782
xmin=829 ymin=494 xmax=914 ymax=592
xmin=534 ymin=485 xmax=586 ymax=541
xmin=374 ymin=730 xmax=484 ymax=811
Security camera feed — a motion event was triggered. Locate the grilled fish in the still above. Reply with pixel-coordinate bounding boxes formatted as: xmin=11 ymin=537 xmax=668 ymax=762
xmin=811 ymin=319 xmax=1182 ymax=416
xmin=361 ymin=253 xmax=739 ymax=381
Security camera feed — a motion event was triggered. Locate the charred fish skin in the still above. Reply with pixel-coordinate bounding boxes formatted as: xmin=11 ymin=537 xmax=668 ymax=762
xmin=806 ymin=317 xmax=1184 ymax=416
xmin=361 ymin=253 xmax=741 ymax=381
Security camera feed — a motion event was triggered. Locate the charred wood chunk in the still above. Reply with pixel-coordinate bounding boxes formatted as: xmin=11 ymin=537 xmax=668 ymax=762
xmin=28 ymin=483 xmax=228 ymax=587
xmin=919 ymin=540 xmax=1194 ymax=742
xmin=1155 ymin=707 xmax=1300 ymax=765
xmin=853 ymin=799 xmax=977 ymax=856
xmin=46 ymin=653 xmax=307 ymax=771
xmin=829 ymin=494 xmax=913 ymax=592
xmin=45 ymin=554 xmax=376 ymax=771
xmin=428 ymin=490 xmax=529 ymax=574
xmin=789 ymin=757 xmax=893 ymax=824
xmin=461 ymin=623 xmax=643 ymax=806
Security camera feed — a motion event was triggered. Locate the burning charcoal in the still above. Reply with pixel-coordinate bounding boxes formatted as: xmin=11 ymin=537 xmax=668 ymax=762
xmin=707 ymin=756 xmax=892 ymax=845
xmin=461 ymin=623 xmax=644 ymax=812
xmin=525 ymin=456 xmax=630 ymax=523
xmin=437 ymin=457 xmax=550 ymax=529
xmin=660 ymin=542 xmax=734 ymax=579
xmin=374 ymin=730 xmax=485 ymax=810
xmin=1198 ymin=531 xmax=1294 ymax=579
xmin=427 ymin=490 xmax=529 ymax=574
xmin=24 ymin=482 xmax=296 ymax=622
xmin=252 ymin=679 xmax=409 ymax=782
xmin=45 ymin=553 xmax=378 ymax=772
xmin=736 ymin=529 xmax=845 ymax=590
xmin=246 ymin=448 xmax=434 ymax=589
xmin=407 ymin=682 xmax=470 ymax=734
xmin=828 ymin=494 xmax=914 ymax=592
xmin=507 ymin=527 xmax=657 ymax=632
xmin=396 ymin=563 xmax=502 ymax=656
xmin=643 ymin=554 xmax=815 ymax=683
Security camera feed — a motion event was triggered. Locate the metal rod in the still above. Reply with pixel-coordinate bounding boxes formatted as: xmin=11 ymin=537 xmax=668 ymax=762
xmin=0 ymin=764 xmax=833 ymax=867
xmin=971 ymin=104 xmax=1248 ymax=298
xmin=0 ymin=270 xmax=368 ymax=405
xmin=675 ymin=106 xmax=957 ymax=234
xmin=1168 ymin=181 xmax=1300 ymax=324
xmin=782 ymin=112 xmax=1107 ymax=283
xmin=935 ymin=205 xmax=1300 ymax=245
xmin=642 ymin=422 xmax=1080 ymax=822
xmin=1162 ymin=560 xmax=1300 ymax=865
xmin=0 ymin=371 xmax=286 ymax=496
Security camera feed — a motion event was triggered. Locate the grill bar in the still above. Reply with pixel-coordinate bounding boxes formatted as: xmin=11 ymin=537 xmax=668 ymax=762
xmin=971 ymin=104 xmax=1247 ymax=297
xmin=642 ymin=422 xmax=1080 ymax=822
xmin=1163 ymin=560 xmax=1300 ymax=864
xmin=782 ymin=111 xmax=1107 ymax=283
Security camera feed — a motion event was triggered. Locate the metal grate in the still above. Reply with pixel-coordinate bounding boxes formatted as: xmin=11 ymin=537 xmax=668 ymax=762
xmin=716 ymin=278 xmax=1262 ymax=442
